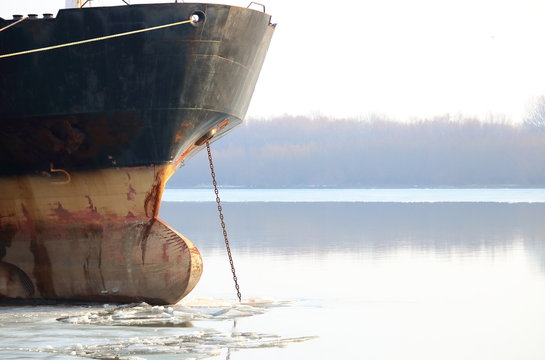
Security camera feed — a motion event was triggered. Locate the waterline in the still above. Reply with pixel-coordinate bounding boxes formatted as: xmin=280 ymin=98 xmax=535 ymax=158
xmin=163 ymin=188 xmax=545 ymax=203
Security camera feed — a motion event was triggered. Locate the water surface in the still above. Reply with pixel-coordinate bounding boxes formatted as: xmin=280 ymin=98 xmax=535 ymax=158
xmin=1 ymin=192 xmax=544 ymax=359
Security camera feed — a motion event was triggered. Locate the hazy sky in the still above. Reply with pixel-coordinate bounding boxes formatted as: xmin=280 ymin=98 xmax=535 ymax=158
xmin=3 ymin=0 xmax=545 ymax=122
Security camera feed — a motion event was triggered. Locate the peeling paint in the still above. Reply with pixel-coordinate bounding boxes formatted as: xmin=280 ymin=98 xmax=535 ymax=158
xmin=22 ymin=203 xmax=56 ymax=298
xmin=127 ymin=185 xmax=136 ymax=201
xmin=52 ymin=202 xmax=72 ymax=221
xmin=85 ymin=195 xmax=98 ymax=214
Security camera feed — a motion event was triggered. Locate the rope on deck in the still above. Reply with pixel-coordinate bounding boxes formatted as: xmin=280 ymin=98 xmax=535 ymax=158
xmin=0 ymin=18 xmax=194 ymax=59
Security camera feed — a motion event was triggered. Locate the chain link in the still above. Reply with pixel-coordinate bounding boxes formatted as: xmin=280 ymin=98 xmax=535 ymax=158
xmin=206 ymin=141 xmax=242 ymax=302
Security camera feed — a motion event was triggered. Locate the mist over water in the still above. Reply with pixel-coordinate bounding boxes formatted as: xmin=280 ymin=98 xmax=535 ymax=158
xmin=167 ymin=117 xmax=545 ymax=188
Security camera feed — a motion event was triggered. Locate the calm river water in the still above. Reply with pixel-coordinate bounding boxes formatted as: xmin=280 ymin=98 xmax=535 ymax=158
xmin=1 ymin=189 xmax=545 ymax=359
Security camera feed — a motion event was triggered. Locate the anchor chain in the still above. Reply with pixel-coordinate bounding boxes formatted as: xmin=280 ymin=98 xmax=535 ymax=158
xmin=206 ymin=141 xmax=242 ymax=302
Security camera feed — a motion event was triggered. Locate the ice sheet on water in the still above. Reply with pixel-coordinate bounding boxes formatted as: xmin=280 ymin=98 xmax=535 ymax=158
xmin=56 ymin=297 xmax=292 ymax=326
xmin=0 ymin=297 xmax=313 ymax=359
xmin=6 ymin=330 xmax=314 ymax=359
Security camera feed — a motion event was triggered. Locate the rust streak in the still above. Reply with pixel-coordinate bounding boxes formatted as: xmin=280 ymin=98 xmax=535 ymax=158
xmin=0 ymin=213 xmax=16 ymax=219
xmin=52 ymin=202 xmax=72 ymax=221
xmin=0 ymin=223 xmax=17 ymax=260
xmin=173 ymin=144 xmax=196 ymax=168
xmin=161 ymin=242 xmax=169 ymax=262
xmin=143 ymin=170 xmax=165 ymax=218
xmin=126 ymin=184 xmax=136 ymax=201
xmin=139 ymin=219 xmax=155 ymax=265
xmin=22 ymin=203 xmax=56 ymax=297
xmin=85 ymin=195 xmax=98 ymax=214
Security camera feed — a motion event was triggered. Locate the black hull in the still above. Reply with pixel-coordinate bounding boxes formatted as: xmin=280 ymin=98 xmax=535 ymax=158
xmin=0 ymin=3 xmax=274 ymax=175
xmin=0 ymin=108 xmax=237 ymax=174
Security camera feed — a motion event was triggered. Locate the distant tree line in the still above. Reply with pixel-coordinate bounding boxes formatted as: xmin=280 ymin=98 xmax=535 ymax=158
xmin=167 ymin=115 xmax=545 ymax=188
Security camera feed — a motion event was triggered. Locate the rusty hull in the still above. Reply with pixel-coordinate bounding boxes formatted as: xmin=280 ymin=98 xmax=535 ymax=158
xmin=0 ymin=3 xmax=275 ymax=303
xmin=0 ymin=165 xmax=202 ymax=304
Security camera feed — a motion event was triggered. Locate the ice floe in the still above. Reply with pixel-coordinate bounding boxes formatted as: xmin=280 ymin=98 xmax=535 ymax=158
xmin=57 ymin=297 xmax=292 ymax=326
xmin=30 ymin=330 xmax=314 ymax=359
xmin=0 ymin=298 xmax=315 ymax=359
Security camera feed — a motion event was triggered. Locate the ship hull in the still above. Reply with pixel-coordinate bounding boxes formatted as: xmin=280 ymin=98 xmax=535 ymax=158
xmin=0 ymin=3 xmax=274 ymax=303
xmin=0 ymin=3 xmax=274 ymax=175
xmin=0 ymin=165 xmax=202 ymax=304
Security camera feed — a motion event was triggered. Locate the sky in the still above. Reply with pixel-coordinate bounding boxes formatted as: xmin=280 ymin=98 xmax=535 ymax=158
xmin=3 ymin=0 xmax=545 ymax=122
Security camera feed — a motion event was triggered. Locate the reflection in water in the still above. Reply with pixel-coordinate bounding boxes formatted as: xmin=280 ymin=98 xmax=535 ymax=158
xmin=159 ymin=201 xmax=545 ymax=360
xmin=226 ymin=320 xmax=236 ymax=360
xmin=0 ymin=202 xmax=543 ymax=360
xmin=160 ymin=202 xmax=545 ymax=269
